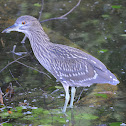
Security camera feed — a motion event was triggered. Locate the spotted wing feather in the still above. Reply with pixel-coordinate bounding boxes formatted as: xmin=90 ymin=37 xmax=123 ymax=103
xmin=48 ymin=44 xmax=117 ymax=86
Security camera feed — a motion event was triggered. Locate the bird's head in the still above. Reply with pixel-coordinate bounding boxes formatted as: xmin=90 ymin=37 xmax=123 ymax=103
xmin=2 ymin=15 xmax=41 ymax=34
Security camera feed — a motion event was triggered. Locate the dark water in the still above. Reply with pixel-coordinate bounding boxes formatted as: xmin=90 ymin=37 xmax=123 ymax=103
xmin=0 ymin=0 xmax=126 ymax=125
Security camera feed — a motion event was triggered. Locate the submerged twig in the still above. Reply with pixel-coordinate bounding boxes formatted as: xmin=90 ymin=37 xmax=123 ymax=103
xmin=60 ymin=0 xmax=81 ymax=18
xmin=0 ymin=45 xmax=51 ymax=79
xmin=0 ymin=55 xmax=28 ymax=73
xmin=76 ymin=88 xmax=84 ymax=103
xmin=15 ymin=60 xmax=51 ymax=79
xmin=51 ymin=89 xmax=60 ymax=94
xmin=40 ymin=0 xmax=81 ymax=23
xmin=12 ymin=45 xmax=51 ymax=79
xmin=38 ymin=0 xmax=44 ymax=21
xmin=9 ymin=69 xmax=24 ymax=88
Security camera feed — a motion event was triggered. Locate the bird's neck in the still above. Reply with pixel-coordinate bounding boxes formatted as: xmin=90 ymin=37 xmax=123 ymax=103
xmin=27 ymin=27 xmax=51 ymax=47
xmin=27 ymin=27 xmax=52 ymax=56
xmin=26 ymin=27 xmax=52 ymax=72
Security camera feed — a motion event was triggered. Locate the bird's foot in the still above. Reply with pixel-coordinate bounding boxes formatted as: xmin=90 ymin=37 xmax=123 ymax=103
xmin=61 ymin=109 xmax=68 ymax=116
xmin=68 ymin=105 xmax=73 ymax=108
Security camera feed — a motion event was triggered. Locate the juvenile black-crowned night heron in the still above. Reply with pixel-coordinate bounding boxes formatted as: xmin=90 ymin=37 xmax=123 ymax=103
xmin=2 ymin=15 xmax=119 ymax=113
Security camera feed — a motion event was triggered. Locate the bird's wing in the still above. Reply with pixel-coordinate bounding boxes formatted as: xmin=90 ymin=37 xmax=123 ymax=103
xmin=48 ymin=44 xmax=117 ymax=85
xmin=50 ymin=57 xmax=97 ymax=84
xmin=49 ymin=43 xmax=108 ymax=71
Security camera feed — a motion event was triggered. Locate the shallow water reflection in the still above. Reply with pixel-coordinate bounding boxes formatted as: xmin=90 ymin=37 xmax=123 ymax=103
xmin=0 ymin=0 xmax=126 ymax=125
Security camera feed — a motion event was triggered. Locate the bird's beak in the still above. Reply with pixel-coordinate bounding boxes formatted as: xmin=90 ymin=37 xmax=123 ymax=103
xmin=2 ymin=23 xmax=19 ymax=33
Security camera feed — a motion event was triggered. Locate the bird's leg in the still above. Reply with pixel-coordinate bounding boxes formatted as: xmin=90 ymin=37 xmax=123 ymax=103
xmin=62 ymin=85 xmax=70 ymax=113
xmin=69 ymin=87 xmax=76 ymax=108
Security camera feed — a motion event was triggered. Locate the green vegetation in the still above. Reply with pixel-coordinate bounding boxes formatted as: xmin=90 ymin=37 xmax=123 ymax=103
xmin=0 ymin=0 xmax=126 ymax=125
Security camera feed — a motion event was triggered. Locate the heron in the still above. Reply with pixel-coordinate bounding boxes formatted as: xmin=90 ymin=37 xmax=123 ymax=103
xmin=2 ymin=15 xmax=119 ymax=113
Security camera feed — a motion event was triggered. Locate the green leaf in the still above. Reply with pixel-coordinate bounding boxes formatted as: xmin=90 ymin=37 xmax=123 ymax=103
xmin=32 ymin=108 xmax=44 ymax=114
xmin=43 ymin=110 xmax=50 ymax=114
xmin=0 ymin=112 xmax=9 ymax=118
xmin=98 ymin=49 xmax=108 ymax=53
xmin=102 ymin=15 xmax=110 ymax=18
xmin=55 ymin=86 xmax=63 ymax=89
xmin=111 ymin=5 xmax=121 ymax=9
xmin=34 ymin=3 xmax=41 ymax=7
xmin=33 ymin=70 xmax=39 ymax=74
xmin=5 ymin=76 xmax=12 ymax=83
xmin=16 ymin=106 xmax=23 ymax=113
xmin=9 ymin=112 xmax=23 ymax=119
xmin=3 ymin=123 xmax=13 ymax=126
xmin=109 ymin=122 xmax=122 ymax=126
xmin=83 ymin=114 xmax=98 ymax=120
xmin=95 ymin=93 xmax=108 ymax=98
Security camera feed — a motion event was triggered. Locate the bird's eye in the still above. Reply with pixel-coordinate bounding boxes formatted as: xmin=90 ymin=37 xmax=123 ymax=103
xmin=22 ymin=21 xmax=25 ymax=25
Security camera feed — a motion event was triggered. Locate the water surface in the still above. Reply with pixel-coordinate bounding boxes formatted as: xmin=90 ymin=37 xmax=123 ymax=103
xmin=0 ymin=0 xmax=126 ymax=125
